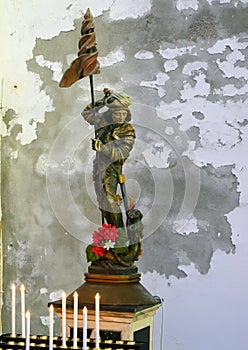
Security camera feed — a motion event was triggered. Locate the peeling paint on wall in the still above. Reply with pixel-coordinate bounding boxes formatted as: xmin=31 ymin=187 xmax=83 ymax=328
xmin=141 ymin=72 xmax=170 ymax=97
xmin=99 ymin=47 xmax=125 ymax=67
xmin=2 ymin=1 xmax=248 ymax=349
xmin=109 ymin=0 xmax=152 ymax=20
xmin=176 ymin=0 xmax=199 ymax=11
xmin=134 ymin=50 xmax=154 ymax=60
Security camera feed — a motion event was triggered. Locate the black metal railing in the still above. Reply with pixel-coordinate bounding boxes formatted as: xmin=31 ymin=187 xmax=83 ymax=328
xmin=0 ymin=333 xmax=146 ymax=349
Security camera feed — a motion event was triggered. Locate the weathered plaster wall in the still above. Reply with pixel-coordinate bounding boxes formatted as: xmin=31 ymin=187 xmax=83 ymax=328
xmin=1 ymin=0 xmax=248 ymax=349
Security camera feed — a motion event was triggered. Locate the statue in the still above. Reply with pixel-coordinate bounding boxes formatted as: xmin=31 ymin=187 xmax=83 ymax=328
xmin=59 ymin=8 xmax=143 ymax=268
xmin=82 ymin=88 xmax=143 ymax=267
xmin=82 ymin=88 xmax=135 ymax=228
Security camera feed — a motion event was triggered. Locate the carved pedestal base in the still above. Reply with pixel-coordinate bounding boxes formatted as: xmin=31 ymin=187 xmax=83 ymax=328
xmin=52 ymin=265 xmax=161 ymax=349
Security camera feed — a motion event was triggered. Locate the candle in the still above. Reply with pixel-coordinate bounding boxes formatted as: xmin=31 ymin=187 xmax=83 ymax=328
xmin=95 ymin=293 xmax=100 ymax=349
xmin=61 ymin=292 xmax=66 ymax=348
xmin=11 ymin=284 xmax=16 ymax=336
xmin=49 ymin=305 xmax=54 ymax=350
xmin=73 ymin=292 xmax=78 ymax=348
xmin=25 ymin=311 xmax=30 ymax=350
xmin=83 ymin=306 xmax=87 ymax=350
xmin=20 ymin=284 xmax=25 ymax=337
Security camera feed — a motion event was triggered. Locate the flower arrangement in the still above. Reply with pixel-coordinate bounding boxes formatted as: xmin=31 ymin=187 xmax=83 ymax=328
xmin=86 ymin=223 xmax=129 ymax=262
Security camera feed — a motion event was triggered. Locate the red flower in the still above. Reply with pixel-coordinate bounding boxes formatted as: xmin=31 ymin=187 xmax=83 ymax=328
xmin=91 ymin=246 xmax=106 ymax=257
xmin=93 ymin=224 xmax=119 ymax=246
xmin=93 ymin=229 xmax=105 ymax=246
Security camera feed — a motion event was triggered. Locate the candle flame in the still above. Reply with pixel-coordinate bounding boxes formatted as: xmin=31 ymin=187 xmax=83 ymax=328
xmin=20 ymin=284 xmax=25 ymax=291
xmin=11 ymin=283 xmax=16 ymax=291
xmin=26 ymin=310 xmax=30 ymax=317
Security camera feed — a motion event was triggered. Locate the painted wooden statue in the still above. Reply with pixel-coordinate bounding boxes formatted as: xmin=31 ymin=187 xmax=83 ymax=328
xmin=59 ymin=9 xmax=143 ymax=267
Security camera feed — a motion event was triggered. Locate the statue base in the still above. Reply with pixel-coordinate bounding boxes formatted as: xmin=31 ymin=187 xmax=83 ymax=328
xmin=88 ymin=263 xmax=138 ymax=276
xmin=51 ymin=265 xmax=161 ymax=349
xmin=73 ymin=265 xmax=159 ymax=312
xmin=52 ymin=264 xmax=160 ymax=312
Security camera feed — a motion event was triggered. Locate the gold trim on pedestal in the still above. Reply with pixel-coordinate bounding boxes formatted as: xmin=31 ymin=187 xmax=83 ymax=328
xmin=85 ymin=273 xmax=141 ymax=284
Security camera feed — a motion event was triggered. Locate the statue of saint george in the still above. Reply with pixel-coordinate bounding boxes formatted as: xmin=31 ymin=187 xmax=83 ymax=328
xmin=82 ymin=88 xmax=135 ymax=229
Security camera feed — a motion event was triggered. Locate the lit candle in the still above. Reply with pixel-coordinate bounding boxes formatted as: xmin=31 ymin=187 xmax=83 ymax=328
xmin=95 ymin=293 xmax=100 ymax=349
xmin=61 ymin=292 xmax=66 ymax=348
xmin=11 ymin=284 xmax=16 ymax=336
xmin=25 ymin=311 xmax=30 ymax=350
xmin=20 ymin=284 xmax=25 ymax=337
xmin=83 ymin=306 xmax=87 ymax=350
xmin=73 ymin=292 xmax=78 ymax=348
xmin=49 ymin=305 xmax=54 ymax=350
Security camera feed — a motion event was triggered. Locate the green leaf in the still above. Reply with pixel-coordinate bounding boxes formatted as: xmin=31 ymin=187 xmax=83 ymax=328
xmin=112 ymin=246 xmax=129 ymax=254
xmin=115 ymin=227 xmax=128 ymax=248
xmin=86 ymin=245 xmax=100 ymax=262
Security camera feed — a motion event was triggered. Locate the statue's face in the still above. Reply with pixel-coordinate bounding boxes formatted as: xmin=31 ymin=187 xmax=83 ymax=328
xmin=111 ymin=109 xmax=128 ymax=124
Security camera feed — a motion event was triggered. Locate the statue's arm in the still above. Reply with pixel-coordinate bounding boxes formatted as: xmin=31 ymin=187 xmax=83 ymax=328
xmin=81 ymin=98 xmax=105 ymax=125
xmin=100 ymin=125 xmax=136 ymax=161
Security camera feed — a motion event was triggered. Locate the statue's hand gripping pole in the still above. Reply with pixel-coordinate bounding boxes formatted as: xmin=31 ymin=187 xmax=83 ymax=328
xmin=118 ymin=174 xmax=129 ymax=218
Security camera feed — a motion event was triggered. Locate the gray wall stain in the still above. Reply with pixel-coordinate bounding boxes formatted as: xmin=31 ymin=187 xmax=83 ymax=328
xmin=139 ymin=163 xmax=238 ymax=277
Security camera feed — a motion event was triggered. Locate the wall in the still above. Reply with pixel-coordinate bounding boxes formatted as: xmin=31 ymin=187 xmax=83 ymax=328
xmin=1 ymin=0 xmax=248 ymax=349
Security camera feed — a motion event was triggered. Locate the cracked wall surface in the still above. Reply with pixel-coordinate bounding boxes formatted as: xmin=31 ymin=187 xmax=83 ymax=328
xmin=1 ymin=0 xmax=248 ymax=349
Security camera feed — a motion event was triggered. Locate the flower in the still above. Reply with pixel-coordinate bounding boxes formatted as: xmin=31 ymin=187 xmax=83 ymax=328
xmin=91 ymin=246 xmax=106 ymax=257
xmin=86 ymin=223 xmax=125 ymax=262
xmin=103 ymin=240 xmax=115 ymax=250
xmin=93 ymin=224 xmax=119 ymax=247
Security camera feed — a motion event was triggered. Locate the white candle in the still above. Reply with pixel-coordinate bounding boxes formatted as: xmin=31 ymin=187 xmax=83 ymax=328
xmin=73 ymin=292 xmax=78 ymax=348
xmin=95 ymin=293 xmax=100 ymax=349
xmin=83 ymin=306 xmax=87 ymax=350
xmin=25 ymin=311 xmax=30 ymax=350
xmin=20 ymin=284 xmax=25 ymax=337
xmin=49 ymin=305 xmax=54 ymax=350
xmin=62 ymin=292 xmax=66 ymax=348
xmin=11 ymin=284 xmax=16 ymax=336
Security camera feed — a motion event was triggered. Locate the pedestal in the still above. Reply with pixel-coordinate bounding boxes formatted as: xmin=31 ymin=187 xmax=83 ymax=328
xmin=52 ymin=266 xmax=161 ymax=350
xmin=57 ymin=304 xmax=159 ymax=349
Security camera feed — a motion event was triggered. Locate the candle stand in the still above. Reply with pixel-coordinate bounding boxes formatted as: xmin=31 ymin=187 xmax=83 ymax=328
xmin=0 ymin=333 xmax=145 ymax=349
xmin=52 ymin=265 xmax=161 ymax=350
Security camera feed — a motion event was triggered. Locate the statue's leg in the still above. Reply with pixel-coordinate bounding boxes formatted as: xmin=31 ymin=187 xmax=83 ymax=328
xmin=103 ymin=174 xmax=124 ymax=228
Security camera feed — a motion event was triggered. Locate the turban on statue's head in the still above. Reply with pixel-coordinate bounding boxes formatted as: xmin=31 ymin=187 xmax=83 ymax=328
xmin=104 ymin=89 xmax=131 ymax=110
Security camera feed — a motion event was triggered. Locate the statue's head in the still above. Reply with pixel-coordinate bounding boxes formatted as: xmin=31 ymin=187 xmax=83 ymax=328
xmin=111 ymin=109 xmax=128 ymax=124
xmin=103 ymin=88 xmax=132 ymax=123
